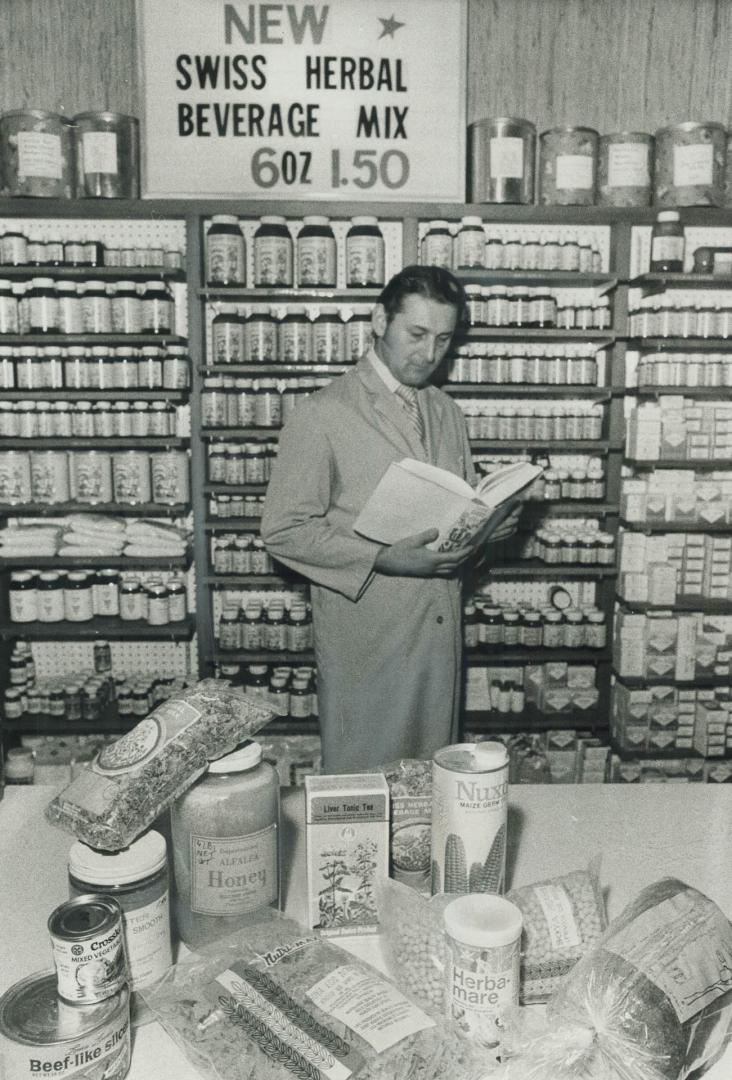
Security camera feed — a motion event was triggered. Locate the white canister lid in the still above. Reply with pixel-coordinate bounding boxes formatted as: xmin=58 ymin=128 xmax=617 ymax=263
xmin=443 ymin=894 xmax=522 ymax=948
xmin=208 ymin=739 xmax=262 ymax=774
xmin=471 ymin=741 xmax=509 ymax=769
xmin=69 ymin=829 xmax=167 ymax=885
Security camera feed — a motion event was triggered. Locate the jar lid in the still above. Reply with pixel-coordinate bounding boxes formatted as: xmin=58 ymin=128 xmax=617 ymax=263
xmin=69 ymin=829 xmax=167 ymax=884
xmin=350 ymin=215 xmax=379 ymax=226
xmin=208 ymin=739 xmax=263 ymax=774
xmin=550 ymin=586 xmax=573 ymax=611
xmin=211 ymin=214 xmax=241 ymax=226
xmin=656 ymin=210 xmax=681 ymax=223
xmin=460 ymin=216 xmax=484 ymax=227
xmin=31 ymin=277 xmax=55 ymax=288
xmin=302 ymin=215 xmax=330 ymax=226
xmin=443 ymin=894 xmax=522 ymax=947
xmin=471 ymin=740 xmax=509 ymax=769
xmin=260 ymin=215 xmax=287 ymax=225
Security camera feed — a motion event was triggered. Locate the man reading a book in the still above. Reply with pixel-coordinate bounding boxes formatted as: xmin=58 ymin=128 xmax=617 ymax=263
xmin=261 ymin=265 xmax=516 ymax=772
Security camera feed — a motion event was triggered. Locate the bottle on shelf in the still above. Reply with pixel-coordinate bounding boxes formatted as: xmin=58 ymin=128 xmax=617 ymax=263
xmin=649 ymin=211 xmax=685 ymax=273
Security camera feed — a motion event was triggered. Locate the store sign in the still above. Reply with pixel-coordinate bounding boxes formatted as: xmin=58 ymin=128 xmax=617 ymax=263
xmin=137 ymin=0 xmax=466 ymax=200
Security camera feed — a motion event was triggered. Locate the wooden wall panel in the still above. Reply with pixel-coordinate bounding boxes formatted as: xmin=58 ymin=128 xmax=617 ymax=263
xmin=1 ymin=1 xmax=731 ymax=142
xmin=467 ymin=0 xmax=732 ymax=133
xmin=1 ymin=0 xmax=138 ymax=116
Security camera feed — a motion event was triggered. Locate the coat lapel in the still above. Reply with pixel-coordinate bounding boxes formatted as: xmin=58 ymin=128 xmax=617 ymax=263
xmin=355 ymin=357 xmax=427 ymax=460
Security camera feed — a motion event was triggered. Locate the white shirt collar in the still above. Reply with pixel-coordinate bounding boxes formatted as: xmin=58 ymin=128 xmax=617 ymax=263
xmin=368 ymin=347 xmax=418 ymax=395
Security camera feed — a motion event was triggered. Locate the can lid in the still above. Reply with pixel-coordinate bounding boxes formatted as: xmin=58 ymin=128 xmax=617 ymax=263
xmin=0 ymin=970 xmax=127 ymax=1045
xmin=68 ymin=829 xmax=167 ymax=885
xmin=443 ymin=894 xmax=522 ymax=947
xmin=472 ymin=740 xmax=509 ymax=769
xmin=208 ymin=739 xmax=263 ymax=774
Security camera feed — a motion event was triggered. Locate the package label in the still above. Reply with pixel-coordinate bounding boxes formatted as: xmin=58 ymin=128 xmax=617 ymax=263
xmin=673 ymin=143 xmax=714 ymax=187
xmin=534 ymin=884 xmax=582 ymax=949
xmin=191 ymin=824 xmax=278 ymax=915
xmin=555 ymin=154 xmax=594 ymax=190
xmin=607 ymin=143 xmax=649 ymax=187
xmin=82 ymin=131 xmax=119 ymax=175
xmin=94 ymin=700 xmax=201 ymax=775
xmin=605 ymin=889 xmax=732 ymax=1023
xmin=489 ymin=136 xmax=524 ymax=179
xmin=123 ymin=892 xmax=172 ymax=990
xmin=17 ymin=131 xmax=62 ymax=179
xmin=306 ymin=964 xmax=435 ymax=1052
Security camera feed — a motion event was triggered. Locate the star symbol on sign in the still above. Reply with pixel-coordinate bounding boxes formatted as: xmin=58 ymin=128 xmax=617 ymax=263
xmin=378 ymin=14 xmax=405 ymax=38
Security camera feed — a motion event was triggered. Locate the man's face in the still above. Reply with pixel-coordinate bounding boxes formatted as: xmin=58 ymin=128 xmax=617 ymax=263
xmin=372 ymin=293 xmax=457 ymax=387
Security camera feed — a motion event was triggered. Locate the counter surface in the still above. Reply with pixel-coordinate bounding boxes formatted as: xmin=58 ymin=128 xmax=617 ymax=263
xmin=2 ymin=783 xmax=731 ymax=1078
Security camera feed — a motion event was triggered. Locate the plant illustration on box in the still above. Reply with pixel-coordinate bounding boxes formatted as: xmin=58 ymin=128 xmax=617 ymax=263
xmin=317 ymin=840 xmax=378 ymax=927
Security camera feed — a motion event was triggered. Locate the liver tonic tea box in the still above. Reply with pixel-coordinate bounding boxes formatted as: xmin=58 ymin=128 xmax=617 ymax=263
xmin=305 ymin=774 xmax=389 ymax=936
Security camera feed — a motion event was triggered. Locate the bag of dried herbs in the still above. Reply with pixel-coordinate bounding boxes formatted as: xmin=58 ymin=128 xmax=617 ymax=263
xmin=141 ymin=914 xmax=497 ymax=1080
xmin=45 ymin=679 xmax=275 ymax=851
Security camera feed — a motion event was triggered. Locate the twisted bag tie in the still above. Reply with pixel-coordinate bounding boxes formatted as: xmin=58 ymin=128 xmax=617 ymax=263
xmin=394 ymin=383 xmax=427 ymax=450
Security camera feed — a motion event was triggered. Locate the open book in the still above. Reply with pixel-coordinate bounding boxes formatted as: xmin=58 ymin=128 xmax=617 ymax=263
xmin=353 ymin=459 xmax=543 ymax=552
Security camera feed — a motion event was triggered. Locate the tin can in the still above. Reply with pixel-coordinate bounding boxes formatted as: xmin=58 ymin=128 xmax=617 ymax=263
xmin=598 ymin=132 xmax=653 ymax=207
xmin=0 ymin=971 xmax=130 ymax=1080
xmin=654 ymin=120 xmax=726 ymax=207
xmin=73 ymin=112 xmax=140 ymax=198
xmin=443 ymin=894 xmax=522 ymax=1053
xmin=467 ymin=117 xmax=536 ymax=204
xmin=48 ymin=895 xmax=127 ymax=1004
xmin=431 ymin=742 xmax=509 ymax=896
xmin=70 ymin=451 xmax=113 ymax=504
xmin=0 ymin=450 xmax=32 ymax=504
xmin=30 ymin=450 xmax=70 ymax=504
xmin=539 ymin=126 xmax=598 ymax=205
xmin=0 ymin=110 xmax=75 ymax=198
xmin=112 ymin=450 xmax=151 ymax=504
xmin=150 ymin=450 xmax=189 ymax=505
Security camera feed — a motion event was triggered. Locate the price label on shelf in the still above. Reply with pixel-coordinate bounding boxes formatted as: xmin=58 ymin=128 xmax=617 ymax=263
xmin=137 ymin=0 xmax=466 ymax=200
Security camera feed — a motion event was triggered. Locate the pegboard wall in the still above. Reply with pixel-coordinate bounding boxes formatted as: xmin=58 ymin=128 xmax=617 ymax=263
xmin=202 ymin=217 xmax=403 ymax=293
xmin=417 ymin=220 xmax=611 ymax=271
xmin=631 ymin=225 xmax=732 ymax=277
xmin=0 ymin=217 xmax=186 ymax=252
xmin=30 ymin=638 xmax=196 ymax=680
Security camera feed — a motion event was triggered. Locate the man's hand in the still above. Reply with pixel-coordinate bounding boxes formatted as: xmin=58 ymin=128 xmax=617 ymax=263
xmin=373 ymin=528 xmax=473 ymax=577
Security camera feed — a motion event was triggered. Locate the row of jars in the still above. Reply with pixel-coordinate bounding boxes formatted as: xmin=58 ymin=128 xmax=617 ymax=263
xmin=206 ymin=214 xmax=386 ymax=288
xmin=467 ymin=120 xmax=728 ymax=208
xmin=0 ymin=277 xmax=177 ymax=335
xmin=239 ymin=664 xmax=319 ymax=720
xmin=465 ymin=600 xmax=608 ymax=649
xmin=635 ymin=352 xmax=732 ymax=388
xmin=0 ymin=231 xmax=182 ymax=269
xmin=218 ymin=598 xmax=313 ymax=653
xmin=459 ymin=401 xmax=604 ymax=440
xmin=0 ymin=344 xmax=189 ymax=390
xmin=209 ymin=494 xmax=265 ymax=519
xmin=211 ymin=306 xmax=371 ymax=365
xmin=464 ymin=285 xmax=611 ymax=330
xmin=518 ymin=524 xmax=615 ymax=565
xmin=208 ymin=442 xmax=277 ymax=486
xmin=0 ymin=400 xmax=179 ymax=439
xmin=422 ymin=218 xmax=604 ymax=271
xmin=0 ymin=448 xmax=190 ymax=506
xmin=202 ymin=378 xmax=328 ymax=429
xmin=5 ymin=669 xmax=189 ymax=722
xmin=628 ymin=298 xmax=732 ymax=339
xmin=211 ymin=534 xmax=273 ymax=575
xmin=8 ymin=570 xmax=188 ymax=625
xmin=448 ymin=345 xmax=603 ymax=386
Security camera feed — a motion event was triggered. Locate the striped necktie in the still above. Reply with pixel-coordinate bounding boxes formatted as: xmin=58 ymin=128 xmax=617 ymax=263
xmin=394 ymin=384 xmax=427 ymax=450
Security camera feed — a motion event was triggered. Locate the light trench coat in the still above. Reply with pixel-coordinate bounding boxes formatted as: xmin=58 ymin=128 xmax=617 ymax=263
xmin=260 ymin=355 xmax=476 ymax=773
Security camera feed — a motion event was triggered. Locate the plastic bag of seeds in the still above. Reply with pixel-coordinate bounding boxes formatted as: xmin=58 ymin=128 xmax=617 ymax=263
xmin=505 ymin=858 xmax=607 ymax=1003
xmin=376 ymin=877 xmax=456 ymax=1013
xmin=141 ymin=914 xmax=496 ymax=1080
xmin=46 ymin=679 xmax=274 ymax=850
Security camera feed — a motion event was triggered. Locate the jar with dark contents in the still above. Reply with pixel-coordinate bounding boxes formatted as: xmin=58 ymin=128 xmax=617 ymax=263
xmin=421 ymin=220 xmax=453 ymax=267
xmin=63 ymin=571 xmax=94 ymax=622
xmin=141 ymin=281 xmax=173 ymax=335
xmin=313 ymin=306 xmax=344 ymax=363
xmin=346 ymin=216 xmax=385 ymax=286
xmin=297 ymin=216 xmax=336 ymax=287
xmin=279 ymin=306 xmax=312 ymax=363
xmin=206 ymin=215 xmax=245 ymax=285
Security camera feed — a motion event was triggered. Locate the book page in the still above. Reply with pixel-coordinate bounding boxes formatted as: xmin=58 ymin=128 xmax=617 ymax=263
xmin=353 ymin=461 xmax=471 ymax=545
xmin=397 ymin=458 xmax=475 ymax=499
xmin=475 ymin=462 xmax=543 ymax=506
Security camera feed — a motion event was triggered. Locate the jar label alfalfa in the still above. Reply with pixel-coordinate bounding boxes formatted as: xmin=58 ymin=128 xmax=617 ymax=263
xmin=190 ymin=824 xmax=278 ymax=916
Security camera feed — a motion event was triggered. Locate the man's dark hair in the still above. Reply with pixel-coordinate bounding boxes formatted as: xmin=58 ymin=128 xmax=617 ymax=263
xmin=377 ymin=264 xmax=467 ymax=325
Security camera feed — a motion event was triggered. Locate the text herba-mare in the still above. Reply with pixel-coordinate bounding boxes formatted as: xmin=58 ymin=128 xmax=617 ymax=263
xmin=175 ymin=4 xmax=408 ymax=140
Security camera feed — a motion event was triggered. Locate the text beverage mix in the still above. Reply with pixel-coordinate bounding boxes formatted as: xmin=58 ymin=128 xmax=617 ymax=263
xmin=431 ymin=742 xmax=509 ymax=896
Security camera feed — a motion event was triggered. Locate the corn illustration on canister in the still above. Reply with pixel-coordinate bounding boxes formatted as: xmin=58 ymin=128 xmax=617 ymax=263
xmin=430 ymin=742 xmax=509 ymax=896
